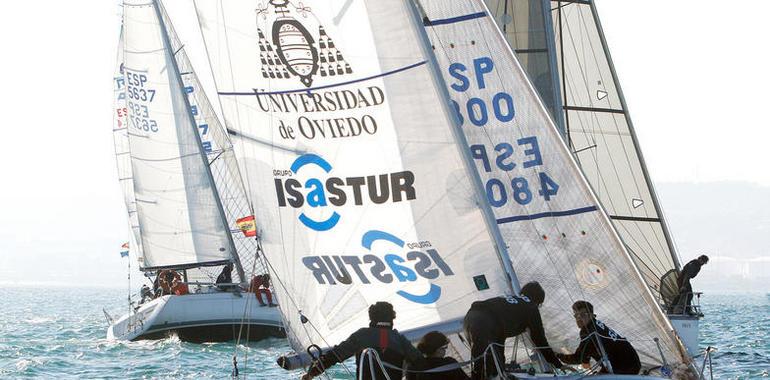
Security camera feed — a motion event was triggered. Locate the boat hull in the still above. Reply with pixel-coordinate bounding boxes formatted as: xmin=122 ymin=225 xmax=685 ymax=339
xmin=107 ymin=291 xmax=285 ymax=342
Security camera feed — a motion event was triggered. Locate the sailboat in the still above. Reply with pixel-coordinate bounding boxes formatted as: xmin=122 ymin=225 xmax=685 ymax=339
xmin=106 ymin=2 xmax=283 ymax=342
xmin=191 ymin=0 xmax=701 ymax=377
xmin=484 ymin=0 xmax=701 ymax=355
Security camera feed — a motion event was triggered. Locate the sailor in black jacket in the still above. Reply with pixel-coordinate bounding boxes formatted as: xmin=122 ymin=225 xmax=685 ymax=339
xmin=673 ymin=255 xmax=708 ymax=314
xmin=557 ymin=300 xmax=641 ymax=374
xmin=463 ymin=282 xmax=562 ymax=380
xmin=302 ymin=302 xmax=425 ymax=380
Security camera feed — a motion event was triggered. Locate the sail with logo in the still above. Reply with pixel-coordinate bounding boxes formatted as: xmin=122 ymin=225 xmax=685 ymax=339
xmin=194 ymin=0 xmax=690 ymax=375
xmin=194 ymin=0 xmax=517 ymax=355
xmin=485 ymin=0 xmax=682 ymax=303
xmin=419 ymin=0 xmax=689 ymax=370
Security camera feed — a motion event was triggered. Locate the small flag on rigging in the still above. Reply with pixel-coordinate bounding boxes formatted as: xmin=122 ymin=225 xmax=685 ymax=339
xmin=121 ymin=242 xmax=130 ymax=249
xmin=236 ymin=215 xmax=257 ymax=237
xmin=120 ymin=242 xmax=129 ymax=257
xmin=120 ymin=251 xmax=129 ymax=258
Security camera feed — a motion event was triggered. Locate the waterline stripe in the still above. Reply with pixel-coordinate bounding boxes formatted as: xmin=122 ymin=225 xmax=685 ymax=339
xmin=218 ymin=61 xmax=426 ymax=96
xmin=424 ymin=12 xmax=487 ymax=26
xmin=496 ymin=206 xmax=598 ymax=224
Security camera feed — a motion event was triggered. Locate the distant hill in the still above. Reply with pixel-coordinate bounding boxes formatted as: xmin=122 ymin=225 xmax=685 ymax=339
xmin=655 ymin=181 xmax=770 ymax=293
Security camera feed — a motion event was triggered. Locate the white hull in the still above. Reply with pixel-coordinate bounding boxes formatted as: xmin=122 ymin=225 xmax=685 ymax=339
xmin=107 ymin=291 xmax=284 ymax=342
xmin=668 ymin=314 xmax=700 ymax=357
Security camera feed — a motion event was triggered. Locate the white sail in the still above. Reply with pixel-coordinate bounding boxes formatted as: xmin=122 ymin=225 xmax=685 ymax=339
xmin=122 ymin=0 xmax=235 ymax=269
xmin=488 ymin=0 xmax=681 ymax=303
xmin=419 ymin=0 xmax=686 ymax=369
xmin=113 ymin=29 xmax=145 ymax=262
xmin=157 ymin=3 xmax=269 ymax=282
xmin=194 ymin=0 xmax=515 ymax=352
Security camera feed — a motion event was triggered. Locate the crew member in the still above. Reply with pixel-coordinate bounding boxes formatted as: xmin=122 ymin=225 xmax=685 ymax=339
xmin=139 ymin=284 xmax=153 ymax=304
xmin=408 ymin=331 xmax=468 ymax=380
xmin=673 ymin=255 xmax=708 ymax=315
xmin=216 ymin=263 xmax=234 ymax=291
xmin=299 ymin=302 xmax=425 ymax=380
xmin=463 ymin=281 xmax=562 ymax=380
xmin=249 ymin=274 xmax=276 ymax=307
xmin=557 ymin=300 xmax=641 ymax=374
xmin=157 ymin=270 xmax=177 ymax=296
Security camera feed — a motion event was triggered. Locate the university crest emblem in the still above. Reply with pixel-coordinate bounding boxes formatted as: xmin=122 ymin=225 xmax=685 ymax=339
xmin=257 ymin=0 xmax=353 ymax=87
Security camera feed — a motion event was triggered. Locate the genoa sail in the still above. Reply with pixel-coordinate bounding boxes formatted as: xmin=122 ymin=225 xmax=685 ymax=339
xmin=113 ymin=29 xmax=145 ymax=263
xmin=122 ymin=0 xmax=236 ymax=270
xmin=487 ymin=0 xmax=681 ymax=303
xmin=194 ymin=0 xmax=516 ymax=353
xmin=419 ymin=0 xmax=687 ymax=369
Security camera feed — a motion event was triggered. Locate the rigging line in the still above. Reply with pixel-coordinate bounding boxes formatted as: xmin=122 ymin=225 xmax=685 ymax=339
xmin=131 ymin=151 xmax=201 ymax=162
xmin=558 ymin=0 xmax=570 ymax=147
xmin=615 ymin=221 xmax=671 ymax=280
xmin=260 ymin=251 xmax=354 ymax=378
xmin=572 ymin=143 xmax=597 ymax=154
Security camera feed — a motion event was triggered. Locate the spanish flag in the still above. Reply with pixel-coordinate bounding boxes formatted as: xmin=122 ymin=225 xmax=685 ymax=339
xmin=236 ymin=215 xmax=257 ymax=237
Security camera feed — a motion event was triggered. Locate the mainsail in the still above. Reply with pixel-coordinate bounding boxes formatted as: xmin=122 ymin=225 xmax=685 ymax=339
xmin=194 ymin=0 xmax=516 ymax=353
xmin=419 ymin=0 xmax=686 ymax=368
xmin=487 ymin=0 xmax=681 ymax=302
xmin=122 ymin=0 xmax=236 ymax=270
xmin=113 ymin=29 xmax=145 ymax=262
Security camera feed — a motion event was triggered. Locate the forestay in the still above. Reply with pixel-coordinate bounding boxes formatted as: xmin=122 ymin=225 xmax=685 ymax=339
xmin=487 ymin=0 xmax=681 ymax=302
xmin=419 ymin=0 xmax=686 ymax=368
xmin=194 ymin=0 xmax=513 ymax=353
xmin=113 ymin=29 xmax=145 ymax=262
xmin=122 ymin=0 xmax=234 ymax=269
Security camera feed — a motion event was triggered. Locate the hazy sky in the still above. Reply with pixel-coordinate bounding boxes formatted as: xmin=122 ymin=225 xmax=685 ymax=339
xmin=0 ymin=0 xmax=768 ymax=287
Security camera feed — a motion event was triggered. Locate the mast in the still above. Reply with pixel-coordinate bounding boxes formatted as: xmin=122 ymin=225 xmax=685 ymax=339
xmin=152 ymin=0 xmax=246 ymax=281
xmin=585 ymin=0 xmax=681 ymax=269
xmin=407 ymin=0 xmax=521 ymax=294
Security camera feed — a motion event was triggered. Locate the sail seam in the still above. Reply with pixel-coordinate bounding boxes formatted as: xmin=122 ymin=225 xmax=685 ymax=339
xmin=496 ymin=205 xmax=598 ymax=224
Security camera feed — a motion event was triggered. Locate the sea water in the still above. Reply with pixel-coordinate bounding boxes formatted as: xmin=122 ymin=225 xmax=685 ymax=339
xmin=0 ymin=286 xmax=767 ymax=379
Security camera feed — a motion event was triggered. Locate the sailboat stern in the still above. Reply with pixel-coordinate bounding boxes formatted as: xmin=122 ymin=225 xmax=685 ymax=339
xmin=668 ymin=314 xmax=700 ymax=357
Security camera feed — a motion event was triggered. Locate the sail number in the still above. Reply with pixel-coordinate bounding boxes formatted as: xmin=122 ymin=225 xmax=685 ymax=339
xmin=125 ymin=71 xmax=156 ymax=102
xmin=124 ymin=70 xmax=158 ymax=133
xmin=447 ymin=57 xmax=515 ymax=127
xmin=470 ymin=137 xmax=559 ymax=206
